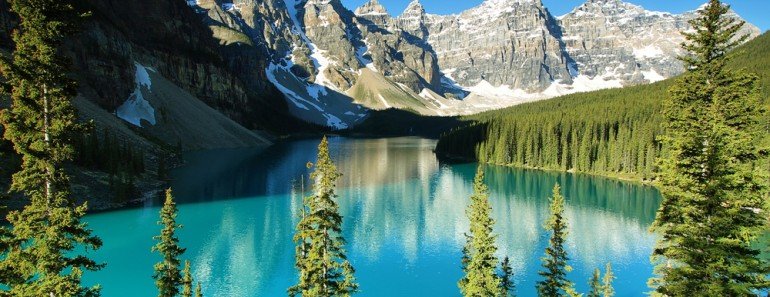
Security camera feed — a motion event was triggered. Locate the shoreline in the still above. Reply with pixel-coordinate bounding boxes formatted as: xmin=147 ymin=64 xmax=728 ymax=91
xmin=435 ymin=152 xmax=658 ymax=187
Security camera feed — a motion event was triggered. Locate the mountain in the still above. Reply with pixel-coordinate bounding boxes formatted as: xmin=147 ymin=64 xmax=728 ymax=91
xmin=0 ymin=0 xmax=762 ymax=207
xmin=395 ymin=0 xmax=760 ymax=101
xmin=0 ymin=0 xmax=762 ymax=134
xmin=184 ymin=0 xmax=759 ymax=128
xmin=434 ymin=31 xmax=770 ymax=181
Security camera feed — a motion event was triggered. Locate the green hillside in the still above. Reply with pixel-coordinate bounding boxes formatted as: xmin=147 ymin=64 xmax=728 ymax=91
xmin=436 ymin=31 xmax=770 ymax=181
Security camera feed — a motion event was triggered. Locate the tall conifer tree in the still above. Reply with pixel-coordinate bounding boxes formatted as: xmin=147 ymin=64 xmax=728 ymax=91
xmin=182 ymin=260 xmax=193 ymax=297
xmin=153 ymin=189 xmax=186 ymax=297
xmin=0 ymin=0 xmax=103 ymax=295
xmin=587 ymin=268 xmax=601 ymax=297
xmin=289 ymin=137 xmax=358 ymax=297
xmin=498 ymin=257 xmax=515 ymax=297
xmin=458 ymin=166 xmax=501 ymax=297
xmin=536 ymin=184 xmax=575 ymax=297
xmin=601 ymin=263 xmax=614 ymax=297
xmin=459 ymin=167 xmax=502 ymax=296
xmin=650 ymin=0 xmax=770 ymax=295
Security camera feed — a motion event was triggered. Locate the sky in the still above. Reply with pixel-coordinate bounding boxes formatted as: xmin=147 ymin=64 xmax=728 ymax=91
xmin=339 ymin=0 xmax=769 ymax=32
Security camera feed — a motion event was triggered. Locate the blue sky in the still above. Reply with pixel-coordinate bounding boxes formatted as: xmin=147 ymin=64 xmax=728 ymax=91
xmin=340 ymin=0 xmax=769 ymax=32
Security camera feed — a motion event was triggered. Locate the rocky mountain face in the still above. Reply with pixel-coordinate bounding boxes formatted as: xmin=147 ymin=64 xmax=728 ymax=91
xmin=396 ymin=0 xmax=760 ymax=100
xmin=1 ymin=0 xmax=762 ymax=132
xmin=557 ymin=0 xmax=760 ymax=87
xmin=1 ymin=0 xmax=283 ymax=208
xmin=200 ymin=0 xmax=758 ymax=128
xmin=398 ymin=0 xmax=572 ymax=92
xmin=0 ymin=0 xmax=760 ymax=207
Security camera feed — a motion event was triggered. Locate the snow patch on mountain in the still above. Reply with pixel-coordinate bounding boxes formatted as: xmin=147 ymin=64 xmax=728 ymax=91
xmin=267 ymin=61 xmax=356 ymax=129
xmin=356 ymin=39 xmax=377 ymax=71
xmin=221 ymin=3 xmax=239 ymax=11
xmin=267 ymin=63 xmax=316 ymax=111
xmin=641 ymin=69 xmax=665 ymax=83
xmin=117 ymin=62 xmax=157 ymax=127
xmin=461 ymin=74 xmax=624 ymax=110
xmin=633 ymin=45 xmax=665 ymax=59
xmin=286 ymin=0 xmax=341 ymax=93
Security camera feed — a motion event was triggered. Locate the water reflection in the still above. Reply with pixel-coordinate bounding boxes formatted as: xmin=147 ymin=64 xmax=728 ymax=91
xmin=84 ymin=137 xmax=661 ymax=296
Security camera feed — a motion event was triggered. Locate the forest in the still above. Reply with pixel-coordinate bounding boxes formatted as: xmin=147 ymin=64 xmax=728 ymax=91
xmin=0 ymin=0 xmax=768 ymax=296
xmin=436 ymin=31 xmax=770 ymax=181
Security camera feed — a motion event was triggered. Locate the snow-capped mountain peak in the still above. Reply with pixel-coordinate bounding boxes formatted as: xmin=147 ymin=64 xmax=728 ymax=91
xmin=480 ymin=0 xmax=541 ymax=7
xmin=401 ymin=0 xmax=426 ymax=17
xmin=184 ymin=0 xmax=761 ymax=128
xmin=355 ymin=0 xmax=389 ymax=17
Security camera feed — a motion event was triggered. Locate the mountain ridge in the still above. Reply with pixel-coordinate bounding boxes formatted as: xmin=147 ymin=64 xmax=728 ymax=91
xmin=434 ymin=31 xmax=770 ymax=181
xmin=253 ymin=0 xmax=759 ymax=127
xmin=1 ymin=0 xmax=762 ymax=134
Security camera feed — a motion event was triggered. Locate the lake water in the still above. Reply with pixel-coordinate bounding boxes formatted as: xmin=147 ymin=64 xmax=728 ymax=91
xmin=83 ymin=137 xmax=661 ymax=296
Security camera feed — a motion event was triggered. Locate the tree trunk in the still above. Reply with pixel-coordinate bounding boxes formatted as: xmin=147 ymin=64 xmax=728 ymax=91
xmin=43 ymin=84 xmax=52 ymax=208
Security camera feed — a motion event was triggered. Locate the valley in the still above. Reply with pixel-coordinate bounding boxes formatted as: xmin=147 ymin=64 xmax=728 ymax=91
xmin=0 ymin=0 xmax=768 ymax=296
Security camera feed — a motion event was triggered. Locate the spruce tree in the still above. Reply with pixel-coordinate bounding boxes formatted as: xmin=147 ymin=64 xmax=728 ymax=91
xmin=601 ymin=263 xmax=614 ymax=297
xmin=182 ymin=260 xmax=193 ymax=297
xmin=152 ymin=189 xmax=186 ymax=297
xmin=459 ymin=167 xmax=502 ymax=297
xmin=650 ymin=0 xmax=770 ymax=295
xmin=289 ymin=137 xmax=358 ymax=297
xmin=536 ymin=184 xmax=575 ymax=297
xmin=0 ymin=0 xmax=103 ymax=295
xmin=498 ymin=256 xmax=515 ymax=297
xmin=587 ymin=269 xmax=601 ymax=297
xmin=195 ymin=282 xmax=203 ymax=297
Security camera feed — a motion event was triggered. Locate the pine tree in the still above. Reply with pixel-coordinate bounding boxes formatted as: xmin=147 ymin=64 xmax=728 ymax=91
xmin=289 ymin=137 xmax=358 ymax=297
xmin=152 ymin=189 xmax=186 ymax=297
xmin=0 ymin=0 xmax=103 ymax=295
xmin=459 ymin=167 xmax=502 ymax=296
xmin=195 ymin=282 xmax=203 ymax=297
xmin=587 ymin=269 xmax=601 ymax=297
xmin=498 ymin=256 xmax=515 ymax=297
xmin=536 ymin=184 xmax=575 ymax=297
xmin=650 ymin=0 xmax=770 ymax=295
xmin=601 ymin=263 xmax=614 ymax=297
xmin=182 ymin=260 xmax=193 ymax=297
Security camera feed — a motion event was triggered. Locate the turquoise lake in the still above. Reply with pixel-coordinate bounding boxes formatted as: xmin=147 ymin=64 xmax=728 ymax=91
xmin=83 ymin=137 xmax=662 ymax=296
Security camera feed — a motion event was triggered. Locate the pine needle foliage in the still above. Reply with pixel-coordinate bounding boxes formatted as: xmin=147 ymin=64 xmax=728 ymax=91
xmin=152 ymin=189 xmax=186 ymax=297
xmin=182 ymin=260 xmax=193 ymax=297
xmin=289 ymin=137 xmax=358 ymax=297
xmin=459 ymin=167 xmax=502 ymax=296
xmin=601 ymin=263 xmax=614 ymax=297
xmin=588 ymin=269 xmax=601 ymax=297
xmin=498 ymin=257 xmax=515 ymax=297
xmin=0 ymin=0 xmax=102 ymax=295
xmin=536 ymin=184 xmax=575 ymax=297
xmin=436 ymin=30 xmax=770 ymax=182
xmin=195 ymin=282 xmax=203 ymax=297
xmin=649 ymin=0 xmax=770 ymax=295
xmin=587 ymin=263 xmax=615 ymax=297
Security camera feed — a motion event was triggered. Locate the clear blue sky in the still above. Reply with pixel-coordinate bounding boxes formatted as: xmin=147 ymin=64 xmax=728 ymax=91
xmin=340 ymin=0 xmax=769 ymax=32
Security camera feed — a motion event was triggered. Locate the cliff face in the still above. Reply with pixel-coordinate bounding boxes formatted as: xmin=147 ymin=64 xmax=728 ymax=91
xmin=0 ymin=0 xmax=312 ymax=135
xmin=73 ymin=0 xmax=297 ymax=133
xmin=1 ymin=0 xmax=763 ymax=130
xmin=396 ymin=0 xmax=760 ymax=97
xmin=558 ymin=0 xmax=761 ymax=86
xmin=397 ymin=0 xmax=573 ymax=92
xmin=0 ymin=0 xmax=281 ymax=209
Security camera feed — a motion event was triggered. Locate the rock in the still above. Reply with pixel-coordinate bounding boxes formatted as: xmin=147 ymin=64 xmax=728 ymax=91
xmin=1 ymin=0 xmax=761 ymax=128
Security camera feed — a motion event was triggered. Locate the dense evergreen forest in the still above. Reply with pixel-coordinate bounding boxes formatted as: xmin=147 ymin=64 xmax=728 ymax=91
xmin=436 ymin=31 xmax=770 ymax=181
